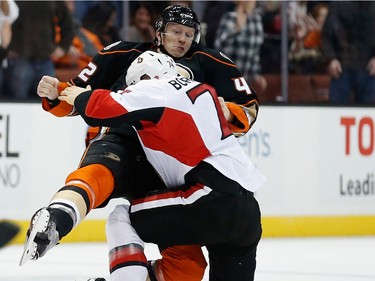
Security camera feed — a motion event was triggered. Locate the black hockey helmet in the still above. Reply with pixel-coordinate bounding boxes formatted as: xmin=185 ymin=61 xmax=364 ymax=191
xmin=155 ymin=5 xmax=201 ymax=43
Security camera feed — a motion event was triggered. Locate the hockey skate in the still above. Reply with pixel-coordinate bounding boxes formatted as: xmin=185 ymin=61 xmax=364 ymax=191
xmin=19 ymin=208 xmax=59 ymax=266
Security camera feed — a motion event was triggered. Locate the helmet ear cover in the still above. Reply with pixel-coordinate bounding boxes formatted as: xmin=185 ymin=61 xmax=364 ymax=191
xmin=155 ymin=5 xmax=201 ymax=43
xmin=125 ymin=51 xmax=178 ymax=86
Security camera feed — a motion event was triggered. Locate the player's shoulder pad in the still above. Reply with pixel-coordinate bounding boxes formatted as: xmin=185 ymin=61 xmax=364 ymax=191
xmin=205 ymin=48 xmax=234 ymax=64
xmin=100 ymin=41 xmax=153 ymax=54
xmin=190 ymin=45 xmax=235 ymax=65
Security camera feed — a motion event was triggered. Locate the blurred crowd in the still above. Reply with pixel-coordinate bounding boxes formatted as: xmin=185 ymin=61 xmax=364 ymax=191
xmin=0 ymin=0 xmax=374 ymax=104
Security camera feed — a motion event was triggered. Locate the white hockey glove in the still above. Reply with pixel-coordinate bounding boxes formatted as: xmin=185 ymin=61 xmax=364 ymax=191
xmin=218 ymin=97 xmax=234 ymax=122
xmin=37 ymin=76 xmax=60 ymax=100
xmin=59 ymin=85 xmax=91 ymax=105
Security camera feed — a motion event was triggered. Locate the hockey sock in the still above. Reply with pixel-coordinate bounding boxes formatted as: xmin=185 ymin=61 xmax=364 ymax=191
xmin=107 ymin=204 xmax=148 ymax=281
xmin=47 ymin=206 xmax=74 ymax=239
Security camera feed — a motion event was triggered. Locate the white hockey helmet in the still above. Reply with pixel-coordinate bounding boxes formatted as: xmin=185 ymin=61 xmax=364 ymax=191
xmin=126 ymin=51 xmax=178 ymax=86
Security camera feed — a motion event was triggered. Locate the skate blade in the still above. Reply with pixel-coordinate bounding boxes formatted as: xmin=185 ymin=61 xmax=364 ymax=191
xmin=19 ymin=209 xmax=50 ymax=266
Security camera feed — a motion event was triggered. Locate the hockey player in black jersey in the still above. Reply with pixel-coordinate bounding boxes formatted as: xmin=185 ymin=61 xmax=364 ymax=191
xmin=24 ymin=5 xmax=260 ymax=281
xmin=59 ymin=50 xmax=264 ymax=281
xmin=39 ymin=5 xmax=258 ymax=135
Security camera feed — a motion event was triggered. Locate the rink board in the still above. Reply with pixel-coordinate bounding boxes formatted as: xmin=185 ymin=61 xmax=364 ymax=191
xmin=9 ymin=215 xmax=375 ymax=245
xmin=1 ymin=103 xmax=375 ymax=242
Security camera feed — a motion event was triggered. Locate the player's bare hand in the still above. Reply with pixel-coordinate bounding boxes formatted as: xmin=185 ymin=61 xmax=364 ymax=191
xmin=37 ymin=76 xmax=60 ymax=100
xmin=59 ymin=85 xmax=92 ymax=105
xmin=218 ymin=97 xmax=234 ymax=122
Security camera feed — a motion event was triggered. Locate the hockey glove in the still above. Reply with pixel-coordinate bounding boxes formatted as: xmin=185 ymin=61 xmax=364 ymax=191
xmin=59 ymin=85 xmax=91 ymax=105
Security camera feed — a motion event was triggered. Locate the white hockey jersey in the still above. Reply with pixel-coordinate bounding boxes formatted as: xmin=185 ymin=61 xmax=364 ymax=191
xmin=75 ymin=77 xmax=266 ymax=192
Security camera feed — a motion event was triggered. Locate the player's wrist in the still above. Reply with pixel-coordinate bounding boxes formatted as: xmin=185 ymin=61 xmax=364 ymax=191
xmin=45 ymin=96 xmax=60 ymax=107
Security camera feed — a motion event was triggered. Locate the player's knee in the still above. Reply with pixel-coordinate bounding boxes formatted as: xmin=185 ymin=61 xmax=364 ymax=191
xmin=66 ymin=164 xmax=114 ymax=207
xmin=159 ymin=245 xmax=207 ymax=281
xmin=182 ymin=245 xmax=208 ymax=275
xmin=107 ymin=205 xmax=144 ymax=250
xmin=107 ymin=205 xmax=130 ymax=225
xmin=107 ymin=207 xmax=147 ymax=280
xmin=66 ymin=164 xmax=114 ymax=188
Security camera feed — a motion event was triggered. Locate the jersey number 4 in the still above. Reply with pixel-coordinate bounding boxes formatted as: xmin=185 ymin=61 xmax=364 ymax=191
xmin=234 ymin=77 xmax=252 ymax=95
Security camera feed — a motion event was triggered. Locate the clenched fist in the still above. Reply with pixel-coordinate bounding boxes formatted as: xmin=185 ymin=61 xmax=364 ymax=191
xmin=37 ymin=76 xmax=60 ymax=100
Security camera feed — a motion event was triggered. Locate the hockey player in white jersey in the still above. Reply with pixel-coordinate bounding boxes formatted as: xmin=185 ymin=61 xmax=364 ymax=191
xmin=57 ymin=51 xmax=265 ymax=281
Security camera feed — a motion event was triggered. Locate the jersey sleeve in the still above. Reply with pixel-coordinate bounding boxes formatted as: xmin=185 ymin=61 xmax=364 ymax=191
xmin=42 ymin=42 xmax=153 ymax=117
xmin=55 ymin=1 xmax=75 ymax=53
xmin=200 ymin=49 xmax=259 ymax=136
xmin=70 ymin=41 xmax=152 ymax=90
xmin=74 ymin=81 xmax=166 ymax=129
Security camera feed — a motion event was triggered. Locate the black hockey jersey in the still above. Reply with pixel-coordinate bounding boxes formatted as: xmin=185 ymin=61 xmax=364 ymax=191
xmin=70 ymin=41 xmax=259 ymax=133
xmin=44 ymin=41 xmax=259 ymax=136
xmin=72 ymin=41 xmax=255 ymax=102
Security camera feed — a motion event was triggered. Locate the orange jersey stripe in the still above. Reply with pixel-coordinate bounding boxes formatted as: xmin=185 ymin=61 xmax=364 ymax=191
xmin=184 ymin=51 xmax=237 ymax=68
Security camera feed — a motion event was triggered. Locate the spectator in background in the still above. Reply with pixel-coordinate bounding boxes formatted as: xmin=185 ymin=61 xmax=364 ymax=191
xmin=322 ymin=1 xmax=375 ymax=104
xmin=2 ymin=1 xmax=74 ymax=99
xmin=214 ymin=0 xmax=267 ymax=93
xmin=303 ymin=3 xmax=329 ymax=52
xmin=288 ymin=2 xmax=329 ymax=74
xmin=288 ymin=0 xmax=308 ymax=31
xmin=0 ymin=0 xmax=18 ymax=63
xmin=120 ymin=2 xmax=155 ymax=42
xmin=81 ymin=1 xmax=120 ymax=47
xmin=0 ymin=0 xmax=18 ymax=96
xmin=73 ymin=1 xmax=124 ymax=32
xmin=288 ymin=0 xmax=308 ymax=66
xmin=169 ymin=0 xmax=192 ymax=8
xmin=202 ymin=1 xmax=234 ymax=48
xmin=54 ymin=0 xmax=103 ymax=69
xmin=258 ymin=1 xmax=281 ymax=74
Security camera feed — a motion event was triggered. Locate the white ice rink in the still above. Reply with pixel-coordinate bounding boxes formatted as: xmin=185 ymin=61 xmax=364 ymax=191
xmin=1 ymin=236 xmax=375 ymax=281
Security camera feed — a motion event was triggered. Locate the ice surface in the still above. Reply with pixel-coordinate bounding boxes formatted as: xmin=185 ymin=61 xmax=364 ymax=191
xmin=1 ymin=237 xmax=375 ymax=281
